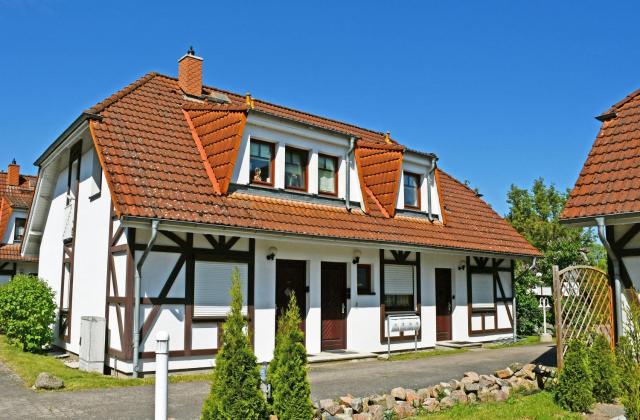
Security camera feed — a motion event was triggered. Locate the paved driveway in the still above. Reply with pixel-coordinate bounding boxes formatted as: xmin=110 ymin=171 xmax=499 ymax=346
xmin=0 ymin=344 xmax=555 ymax=419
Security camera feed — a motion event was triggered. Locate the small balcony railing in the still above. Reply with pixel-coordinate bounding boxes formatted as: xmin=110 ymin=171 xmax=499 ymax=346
xmin=63 ymin=198 xmax=75 ymax=241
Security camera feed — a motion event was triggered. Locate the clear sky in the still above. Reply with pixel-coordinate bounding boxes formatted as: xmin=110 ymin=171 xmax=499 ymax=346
xmin=1 ymin=1 xmax=639 ymax=215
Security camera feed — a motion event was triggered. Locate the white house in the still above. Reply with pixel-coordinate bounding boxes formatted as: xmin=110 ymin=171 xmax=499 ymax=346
xmin=23 ymin=49 xmax=540 ymax=375
xmin=0 ymin=160 xmax=38 ymax=284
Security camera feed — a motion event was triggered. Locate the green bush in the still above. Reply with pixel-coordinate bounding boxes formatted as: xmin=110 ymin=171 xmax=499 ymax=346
xmin=514 ymin=271 xmax=543 ymax=336
xmin=267 ymin=294 xmax=314 ymax=420
xmin=0 ymin=274 xmax=56 ymax=353
xmin=201 ymin=268 xmax=267 ymax=420
xmin=554 ymin=339 xmax=594 ymax=412
xmin=618 ymin=299 xmax=640 ymax=420
xmin=589 ymin=333 xmax=620 ymax=403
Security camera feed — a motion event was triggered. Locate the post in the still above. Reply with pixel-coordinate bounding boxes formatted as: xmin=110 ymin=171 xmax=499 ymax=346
xmin=155 ymin=331 xmax=169 ymax=420
xmin=552 ymin=265 xmax=563 ymax=368
xmin=387 ymin=315 xmax=391 ymax=359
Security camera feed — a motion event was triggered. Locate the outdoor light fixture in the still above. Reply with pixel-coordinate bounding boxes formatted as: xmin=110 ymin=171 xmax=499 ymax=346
xmin=457 ymin=260 xmax=466 ymax=271
xmin=266 ymin=246 xmax=278 ymax=261
xmin=352 ymin=250 xmax=362 ymax=264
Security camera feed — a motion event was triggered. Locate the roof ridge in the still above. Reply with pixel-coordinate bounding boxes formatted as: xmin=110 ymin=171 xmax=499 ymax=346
xmin=153 ymin=72 xmax=390 ymax=140
xmin=602 ymin=87 xmax=640 ymax=117
xmin=88 ymin=72 xmax=158 ymax=114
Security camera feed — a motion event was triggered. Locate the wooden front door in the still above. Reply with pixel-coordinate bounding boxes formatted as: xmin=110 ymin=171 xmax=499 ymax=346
xmin=321 ymin=262 xmax=347 ymax=350
xmin=435 ymin=268 xmax=453 ymax=341
xmin=276 ymin=259 xmax=307 ymax=334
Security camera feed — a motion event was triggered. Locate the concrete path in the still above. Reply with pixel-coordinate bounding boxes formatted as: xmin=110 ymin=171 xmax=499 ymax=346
xmin=0 ymin=344 xmax=555 ymax=419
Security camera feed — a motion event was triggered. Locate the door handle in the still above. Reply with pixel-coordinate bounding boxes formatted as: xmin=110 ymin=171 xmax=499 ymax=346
xmin=342 ymin=303 xmax=345 ymax=315
xmin=448 ymin=302 xmax=452 ymax=313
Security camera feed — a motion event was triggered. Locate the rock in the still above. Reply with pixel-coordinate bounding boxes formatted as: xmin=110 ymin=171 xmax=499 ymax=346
xmin=405 ymin=389 xmax=420 ymax=407
xmin=509 ymin=362 xmax=523 ymax=372
xmin=63 ymin=360 xmax=79 ymax=369
xmin=495 ymin=378 xmax=509 ymax=387
xmin=464 ymin=371 xmax=480 ymax=382
xmin=422 ymin=398 xmax=440 ymax=412
xmin=384 ymin=394 xmax=395 ymax=409
xmin=342 ymin=407 xmax=354 ymax=417
xmin=34 ymin=372 xmax=64 ymax=390
xmin=320 ymin=399 xmax=335 ymax=411
xmin=325 ymin=405 xmax=343 ymax=416
xmin=349 ymin=397 xmax=363 ymax=413
xmin=467 ymin=392 xmax=477 ymax=404
xmin=449 ymin=379 xmax=461 ymax=390
xmin=439 ymin=396 xmax=456 ymax=409
xmin=353 ymin=414 xmax=372 ymax=420
xmin=340 ymin=396 xmax=353 ymax=406
xmin=450 ymin=390 xmax=468 ymax=404
xmin=393 ymin=402 xmax=415 ymax=419
xmin=501 ymin=385 xmax=511 ymax=396
xmin=321 ymin=414 xmax=341 ymax=420
xmin=367 ymin=405 xmax=384 ymax=420
xmin=464 ymin=382 xmax=480 ymax=393
xmin=417 ymin=388 xmax=431 ymax=400
xmin=491 ymin=389 xmax=508 ymax=402
xmin=495 ymin=367 xmax=513 ymax=379
xmin=478 ymin=388 xmax=494 ymax=403
xmin=460 ymin=376 xmax=476 ymax=385
xmin=391 ymin=387 xmax=407 ymax=400
xmin=522 ymin=363 xmax=536 ymax=372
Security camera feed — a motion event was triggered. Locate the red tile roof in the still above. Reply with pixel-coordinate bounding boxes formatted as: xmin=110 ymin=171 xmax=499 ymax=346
xmin=0 ymin=171 xmax=37 ymax=262
xmin=562 ymin=88 xmax=640 ymax=221
xmin=0 ymin=243 xmax=37 ymax=263
xmin=87 ymin=72 xmax=539 ymax=257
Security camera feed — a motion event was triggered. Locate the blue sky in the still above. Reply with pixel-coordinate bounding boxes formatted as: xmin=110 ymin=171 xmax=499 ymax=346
xmin=1 ymin=1 xmax=639 ymax=215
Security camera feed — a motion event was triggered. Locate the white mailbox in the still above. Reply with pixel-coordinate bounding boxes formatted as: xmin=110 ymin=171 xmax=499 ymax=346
xmin=386 ymin=314 xmax=421 ymax=357
xmin=389 ymin=315 xmax=421 ymax=333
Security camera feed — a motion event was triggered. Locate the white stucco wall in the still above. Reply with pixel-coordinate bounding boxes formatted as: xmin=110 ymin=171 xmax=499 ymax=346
xmin=3 ymin=209 xmax=28 ymax=244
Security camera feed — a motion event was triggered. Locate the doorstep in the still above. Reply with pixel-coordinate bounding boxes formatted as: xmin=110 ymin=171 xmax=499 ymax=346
xmin=435 ymin=340 xmax=483 ymax=349
xmin=307 ymin=350 xmax=378 ymax=364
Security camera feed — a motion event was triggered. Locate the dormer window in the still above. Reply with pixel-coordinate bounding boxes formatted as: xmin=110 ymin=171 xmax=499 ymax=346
xmin=403 ymin=172 xmax=421 ymax=209
xmin=285 ymin=147 xmax=308 ymax=191
xmin=14 ymin=218 xmax=26 ymax=242
xmin=250 ymin=140 xmax=275 ymax=186
xmin=318 ymin=154 xmax=338 ymax=196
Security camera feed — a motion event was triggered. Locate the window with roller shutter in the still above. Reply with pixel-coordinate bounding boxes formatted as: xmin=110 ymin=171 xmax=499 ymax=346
xmin=384 ymin=264 xmax=415 ymax=312
xmin=194 ymin=261 xmax=248 ymax=318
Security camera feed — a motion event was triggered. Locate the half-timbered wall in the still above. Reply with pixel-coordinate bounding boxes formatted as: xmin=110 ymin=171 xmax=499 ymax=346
xmin=466 ymin=256 xmax=514 ymax=336
xmin=606 ymin=224 xmax=640 ymax=334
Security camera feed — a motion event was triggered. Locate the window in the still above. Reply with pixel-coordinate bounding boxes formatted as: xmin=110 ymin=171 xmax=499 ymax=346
xmin=384 ymin=264 xmax=415 ymax=312
xmin=318 ymin=154 xmax=338 ymax=195
xmin=90 ymin=151 xmax=102 ymax=198
xmin=471 ymin=273 xmax=495 ymax=310
xmin=13 ymin=218 xmax=25 ymax=242
xmin=194 ymin=262 xmax=248 ymax=318
xmin=250 ymin=140 xmax=274 ymax=186
xmin=357 ymin=264 xmax=373 ymax=294
xmin=285 ymin=147 xmax=308 ymax=191
xmin=403 ymin=172 xmax=421 ymax=209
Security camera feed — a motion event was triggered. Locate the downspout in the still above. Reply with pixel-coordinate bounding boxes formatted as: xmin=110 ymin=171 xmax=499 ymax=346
xmin=426 ymin=156 xmax=438 ymax=222
xmin=345 ymin=137 xmax=356 ymax=212
xmin=596 ymin=217 xmax=623 ymax=341
xmin=132 ymin=219 xmax=160 ymax=377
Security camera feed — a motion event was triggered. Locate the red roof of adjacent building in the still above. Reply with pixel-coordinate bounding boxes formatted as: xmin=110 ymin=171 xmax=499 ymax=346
xmin=562 ymin=88 xmax=640 ymax=222
xmin=86 ymin=72 xmax=539 ymax=257
xmin=0 ymin=170 xmax=37 ymax=262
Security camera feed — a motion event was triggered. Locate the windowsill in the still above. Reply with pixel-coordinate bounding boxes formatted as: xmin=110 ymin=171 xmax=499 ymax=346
xmin=89 ymin=191 xmax=102 ymax=202
xmin=250 ymin=181 xmax=275 ymax=188
xmin=358 ymin=291 xmax=376 ymax=296
xmin=228 ymin=183 xmax=361 ymax=208
xmin=395 ymin=208 xmax=440 ymax=220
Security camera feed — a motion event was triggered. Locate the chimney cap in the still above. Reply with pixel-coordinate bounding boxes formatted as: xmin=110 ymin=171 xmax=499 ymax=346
xmin=179 ymin=46 xmax=203 ymax=62
xmin=10 ymin=158 xmax=16 ymax=165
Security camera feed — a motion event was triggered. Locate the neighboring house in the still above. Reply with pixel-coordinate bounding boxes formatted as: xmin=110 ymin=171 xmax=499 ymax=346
xmin=561 ymin=88 xmax=640 ymax=340
xmin=23 ymin=49 xmax=539 ymax=375
xmin=0 ymin=160 xmax=38 ymax=284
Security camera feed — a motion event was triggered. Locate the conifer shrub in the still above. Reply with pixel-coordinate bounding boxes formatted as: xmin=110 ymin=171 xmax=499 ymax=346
xmin=554 ymin=339 xmax=594 ymax=412
xmin=589 ymin=333 xmax=620 ymax=403
xmin=267 ymin=293 xmax=314 ymax=420
xmin=618 ymin=299 xmax=640 ymax=420
xmin=201 ymin=268 xmax=267 ymax=420
xmin=0 ymin=274 xmax=56 ymax=352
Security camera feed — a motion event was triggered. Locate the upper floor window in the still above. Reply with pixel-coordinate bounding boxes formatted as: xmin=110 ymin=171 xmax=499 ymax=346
xmin=250 ymin=140 xmax=274 ymax=186
xmin=285 ymin=147 xmax=308 ymax=191
xmin=14 ymin=218 xmax=26 ymax=242
xmin=403 ymin=172 xmax=421 ymax=209
xmin=318 ymin=154 xmax=338 ymax=196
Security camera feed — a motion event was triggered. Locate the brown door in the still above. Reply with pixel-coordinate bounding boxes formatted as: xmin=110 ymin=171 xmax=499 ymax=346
xmin=435 ymin=268 xmax=452 ymax=341
xmin=321 ymin=262 xmax=347 ymax=350
xmin=276 ymin=259 xmax=307 ymax=334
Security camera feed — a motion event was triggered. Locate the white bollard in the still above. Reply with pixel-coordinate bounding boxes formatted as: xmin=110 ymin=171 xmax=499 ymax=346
xmin=155 ymin=331 xmax=169 ymax=420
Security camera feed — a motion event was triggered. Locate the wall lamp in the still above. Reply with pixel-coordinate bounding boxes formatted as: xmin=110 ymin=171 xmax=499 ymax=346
xmin=352 ymin=250 xmax=362 ymax=265
xmin=457 ymin=260 xmax=466 ymax=271
xmin=266 ymin=246 xmax=278 ymax=261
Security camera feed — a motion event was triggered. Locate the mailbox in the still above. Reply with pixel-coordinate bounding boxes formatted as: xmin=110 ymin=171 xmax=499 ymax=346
xmin=389 ymin=315 xmax=421 ymax=333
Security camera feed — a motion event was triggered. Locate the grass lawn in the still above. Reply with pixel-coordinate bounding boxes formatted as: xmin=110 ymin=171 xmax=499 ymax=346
xmin=0 ymin=335 xmax=211 ymax=391
xmin=484 ymin=335 xmax=548 ymax=349
xmin=412 ymin=391 xmax=580 ymax=420
xmin=387 ymin=348 xmax=468 ymax=361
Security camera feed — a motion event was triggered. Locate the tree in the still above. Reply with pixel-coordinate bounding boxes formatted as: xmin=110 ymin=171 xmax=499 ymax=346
xmin=505 ymin=178 xmax=604 ymax=335
xmin=201 ymin=268 xmax=267 ymax=420
xmin=554 ymin=339 xmax=595 ymax=412
xmin=267 ymin=294 xmax=314 ymax=420
xmin=618 ymin=300 xmax=640 ymax=419
xmin=589 ymin=333 xmax=620 ymax=403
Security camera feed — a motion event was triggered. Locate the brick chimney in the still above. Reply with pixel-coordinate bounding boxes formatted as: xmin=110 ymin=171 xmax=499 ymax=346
xmin=178 ymin=46 xmax=203 ymax=97
xmin=7 ymin=159 xmax=19 ymax=186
